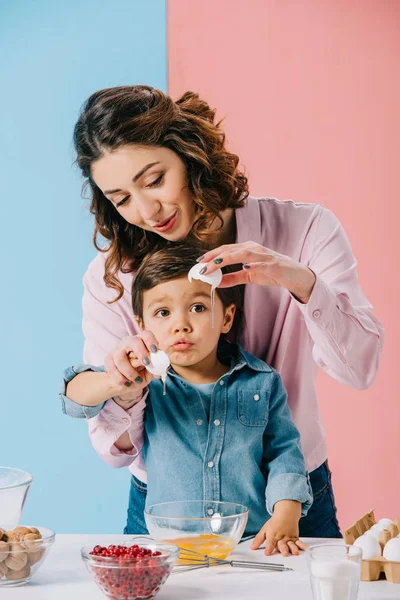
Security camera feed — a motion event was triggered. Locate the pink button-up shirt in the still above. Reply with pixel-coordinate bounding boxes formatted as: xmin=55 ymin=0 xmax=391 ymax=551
xmin=83 ymin=197 xmax=384 ymax=481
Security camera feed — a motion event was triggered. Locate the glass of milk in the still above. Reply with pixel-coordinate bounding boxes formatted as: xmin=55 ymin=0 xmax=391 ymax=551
xmin=0 ymin=467 xmax=33 ymax=530
xmin=306 ymin=543 xmax=362 ymax=600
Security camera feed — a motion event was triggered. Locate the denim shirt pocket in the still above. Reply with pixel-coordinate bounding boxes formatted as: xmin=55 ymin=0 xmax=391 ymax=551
xmin=238 ymin=389 xmax=270 ymax=426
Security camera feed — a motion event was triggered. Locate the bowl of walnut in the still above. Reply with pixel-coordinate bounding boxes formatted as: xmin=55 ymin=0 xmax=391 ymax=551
xmin=0 ymin=525 xmax=55 ymax=586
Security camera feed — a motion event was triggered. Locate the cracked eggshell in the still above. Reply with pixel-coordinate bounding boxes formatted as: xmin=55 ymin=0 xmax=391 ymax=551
xmin=188 ymin=263 xmax=222 ymax=290
xmin=145 ymin=350 xmax=170 ymax=378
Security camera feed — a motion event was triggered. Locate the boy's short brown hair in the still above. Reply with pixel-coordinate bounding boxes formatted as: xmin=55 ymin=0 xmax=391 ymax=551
xmin=132 ymin=242 xmax=244 ymax=322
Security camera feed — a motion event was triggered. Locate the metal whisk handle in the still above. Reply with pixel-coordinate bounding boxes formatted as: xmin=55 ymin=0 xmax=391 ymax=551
xmin=229 ymin=560 xmax=292 ymax=571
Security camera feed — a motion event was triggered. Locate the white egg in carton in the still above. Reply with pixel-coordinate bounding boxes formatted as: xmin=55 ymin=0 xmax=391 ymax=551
xmin=344 ymin=509 xmax=400 ymax=582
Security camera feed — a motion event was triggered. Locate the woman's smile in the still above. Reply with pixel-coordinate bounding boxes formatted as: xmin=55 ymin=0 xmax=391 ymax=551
xmin=152 ymin=211 xmax=178 ymax=233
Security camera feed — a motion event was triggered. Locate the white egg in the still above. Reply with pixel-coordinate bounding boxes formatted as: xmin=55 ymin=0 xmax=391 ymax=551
xmin=188 ymin=263 xmax=223 ymax=290
xmin=353 ymin=534 xmax=381 ymax=559
xmin=383 ymin=538 xmax=400 ymax=561
xmin=368 ymin=523 xmax=386 ymax=538
xmin=378 ymin=518 xmax=393 ymax=529
xmin=364 ymin=529 xmax=381 ymax=541
xmin=145 ymin=350 xmax=170 ymax=378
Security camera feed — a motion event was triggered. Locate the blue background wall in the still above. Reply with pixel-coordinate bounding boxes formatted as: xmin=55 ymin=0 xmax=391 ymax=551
xmin=0 ymin=0 xmax=167 ymax=533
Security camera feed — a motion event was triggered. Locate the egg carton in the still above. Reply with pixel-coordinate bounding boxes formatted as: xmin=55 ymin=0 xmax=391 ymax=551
xmin=343 ymin=509 xmax=400 ymax=583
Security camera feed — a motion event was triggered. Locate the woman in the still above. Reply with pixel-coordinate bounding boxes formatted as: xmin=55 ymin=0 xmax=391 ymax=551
xmin=72 ymin=85 xmax=383 ymax=536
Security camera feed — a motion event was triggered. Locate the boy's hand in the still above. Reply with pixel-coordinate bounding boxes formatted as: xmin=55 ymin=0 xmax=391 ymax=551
xmin=105 ymin=330 xmax=160 ymax=393
xmin=251 ymin=500 xmax=307 ymax=557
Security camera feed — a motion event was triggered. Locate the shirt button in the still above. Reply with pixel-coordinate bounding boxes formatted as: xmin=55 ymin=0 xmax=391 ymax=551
xmin=122 ymin=418 xmax=129 ymax=424
xmin=196 ymin=419 xmax=203 ymax=426
xmin=313 ymin=309 xmax=321 ymax=319
xmin=253 ymin=394 xmax=260 ymax=401
xmin=207 ymin=461 xmax=214 ymax=468
xmin=207 ymin=508 xmax=214 ymax=516
xmin=213 ymin=419 xmax=221 ymax=426
xmin=219 ymin=380 xmax=224 ymax=386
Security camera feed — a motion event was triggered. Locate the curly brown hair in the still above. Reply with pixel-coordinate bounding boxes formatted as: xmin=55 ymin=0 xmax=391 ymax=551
xmin=73 ymin=85 xmax=248 ymax=302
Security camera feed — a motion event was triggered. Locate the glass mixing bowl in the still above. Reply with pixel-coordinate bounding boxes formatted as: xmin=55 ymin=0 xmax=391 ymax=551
xmin=145 ymin=500 xmax=248 ymax=559
xmin=81 ymin=538 xmax=179 ymax=600
xmin=0 ymin=467 xmax=33 ymax=531
xmin=0 ymin=526 xmax=55 ymax=587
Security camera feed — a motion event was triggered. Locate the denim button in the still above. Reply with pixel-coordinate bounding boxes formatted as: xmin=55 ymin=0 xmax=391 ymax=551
xmin=219 ymin=380 xmax=224 ymax=386
xmin=207 ymin=461 xmax=214 ymax=468
xmin=197 ymin=419 xmax=203 ymax=426
xmin=214 ymin=419 xmax=221 ymax=426
xmin=253 ymin=394 xmax=260 ymax=401
xmin=313 ymin=310 xmax=321 ymax=319
xmin=207 ymin=508 xmax=214 ymax=515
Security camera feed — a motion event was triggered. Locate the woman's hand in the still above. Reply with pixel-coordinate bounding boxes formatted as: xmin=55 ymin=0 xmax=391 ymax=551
xmin=250 ymin=500 xmax=307 ymax=557
xmin=197 ymin=242 xmax=316 ymax=304
xmin=104 ymin=331 xmax=160 ymax=393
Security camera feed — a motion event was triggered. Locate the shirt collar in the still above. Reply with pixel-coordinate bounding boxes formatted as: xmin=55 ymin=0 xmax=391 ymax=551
xmin=166 ymin=340 xmax=271 ymax=386
xmin=235 ymin=195 xmax=262 ymax=244
xmin=217 ymin=339 xmax=272 ymax=373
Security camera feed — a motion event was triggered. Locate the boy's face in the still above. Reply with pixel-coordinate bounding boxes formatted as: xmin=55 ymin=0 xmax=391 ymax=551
xmin=141 ymin=277 xmax=235 ymax=367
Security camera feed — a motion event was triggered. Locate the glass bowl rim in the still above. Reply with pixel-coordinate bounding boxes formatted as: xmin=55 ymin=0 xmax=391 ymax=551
xmin=0 ymin=466 xmax=33 ymax=491
xmin=306 ymin=543 xmax=363 ymax=556
xmin=145 ymin=500 xmax=249 ymax=521
xmin=4 ymin=526 xmax=55 ymax=549
xmin=81 ymin=539 xmax=180 ymax=563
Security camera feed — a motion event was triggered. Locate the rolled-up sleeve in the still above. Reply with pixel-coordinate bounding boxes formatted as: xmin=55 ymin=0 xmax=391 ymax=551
xmin=263 ymin=374 xmax=313 ymax=516
xmin=88 ymin=395 xmax=147 ymax=468
xmin=295 ymin=207 xmax=384 ymax=390
xmin=60 ymin=365 xmax=106 ymax=419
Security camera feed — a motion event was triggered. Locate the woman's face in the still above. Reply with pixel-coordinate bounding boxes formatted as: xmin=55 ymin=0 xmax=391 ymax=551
xmin=91 ymin=145 xmax=197 ymax=240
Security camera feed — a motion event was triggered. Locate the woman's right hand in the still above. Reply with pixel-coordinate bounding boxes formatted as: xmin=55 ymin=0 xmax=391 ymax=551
xmin=104 ymin=331 xmax=160 ymax=395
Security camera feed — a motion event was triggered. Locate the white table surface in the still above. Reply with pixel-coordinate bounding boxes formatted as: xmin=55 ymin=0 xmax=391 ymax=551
xmin=4 ymin=535 xmax=399 ymax=599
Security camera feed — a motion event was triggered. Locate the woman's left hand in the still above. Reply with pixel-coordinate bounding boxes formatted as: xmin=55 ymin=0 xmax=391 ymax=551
xmin=197 ymin=241 xmax=316 ymax=304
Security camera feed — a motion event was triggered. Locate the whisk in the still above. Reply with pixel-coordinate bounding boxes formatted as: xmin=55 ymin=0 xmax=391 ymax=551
xmin=172 ymin=547 xmax=294 ymax=574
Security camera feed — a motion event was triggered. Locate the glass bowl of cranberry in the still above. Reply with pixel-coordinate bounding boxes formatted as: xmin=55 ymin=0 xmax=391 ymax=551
xmin=81 ymin=537 xmax=179 ymax=600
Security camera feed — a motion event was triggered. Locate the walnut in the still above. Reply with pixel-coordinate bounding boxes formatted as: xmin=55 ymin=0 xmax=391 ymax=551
xmin=23 ymin=533 xmax=41 ymax=545
xmin=0 ymin=541 xmax=9 ymax=562
xmin=23 ymin=533 xmax=44 ymax=565
xmin=0 ymin=528 xmax=5 ymax=541
xmin=0 ymin=561 xmax=8 ymax=578
xmin=5 ymin=564 xmax=30 ymax=580
xmin=5 ymin=544 xmax=28 ymax=570
xmin=10 ymin=527 xmax=32 ymax=542
xmin=4 ymin=530 xmax=19 ymax=543
xmin=4 ymin=527 xmax=31 ymax=543
xmin=28 ymin=527 xmax=41 ymax=537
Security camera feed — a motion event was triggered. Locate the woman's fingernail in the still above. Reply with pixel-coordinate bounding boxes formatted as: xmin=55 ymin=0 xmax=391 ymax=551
xmin=124 ymin=381 xmax=131 ymax=387
xmin=150 ymin=344 xmax=157 ymax=353
xmin=135 ymin=376 xmax=143 ymax=384
xmin=196 ymin=255 xmax=205 ymax=262
xmin=142 ymin=356 xmax=150 ymax=366
xmin=213 ymin=258 xmax=223 ymax=264
xmin=243 ymin=263 xmax=251 ymax=269
xmin=199 ymin=266 xmax=207 ymax=275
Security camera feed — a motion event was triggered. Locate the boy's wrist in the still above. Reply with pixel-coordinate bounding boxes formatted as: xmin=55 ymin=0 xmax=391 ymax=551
xmin=273 ymin=500 xmax=302 ymax=519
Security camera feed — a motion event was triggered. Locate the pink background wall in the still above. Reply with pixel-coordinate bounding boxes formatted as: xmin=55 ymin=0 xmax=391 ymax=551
xmin=168 ymin=0 xmax=400 ymax=528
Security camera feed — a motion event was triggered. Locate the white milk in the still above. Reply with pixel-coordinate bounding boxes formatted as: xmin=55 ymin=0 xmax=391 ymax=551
xmin=310 ymin=559 xmax=360 ymax=600
xmin=0 ymin=468 xmax=32 ymax=530
xmin=187 ymin=264 xmax=222 ymax=329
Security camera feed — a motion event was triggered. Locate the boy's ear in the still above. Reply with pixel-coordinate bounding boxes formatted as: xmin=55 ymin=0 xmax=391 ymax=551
xmin=134 ymin=314 xmax=145 ymax=331
xmin=221 ymin=304 xmax=236 ymax=334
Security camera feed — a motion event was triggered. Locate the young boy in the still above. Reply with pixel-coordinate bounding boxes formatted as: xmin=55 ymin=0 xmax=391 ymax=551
xmin=61 ymin=242 xmax=313 ymax=556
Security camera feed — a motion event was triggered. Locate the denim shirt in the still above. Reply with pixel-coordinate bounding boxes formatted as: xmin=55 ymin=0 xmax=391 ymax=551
xmin=61 ymin=342 xmax=313 ymax=534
